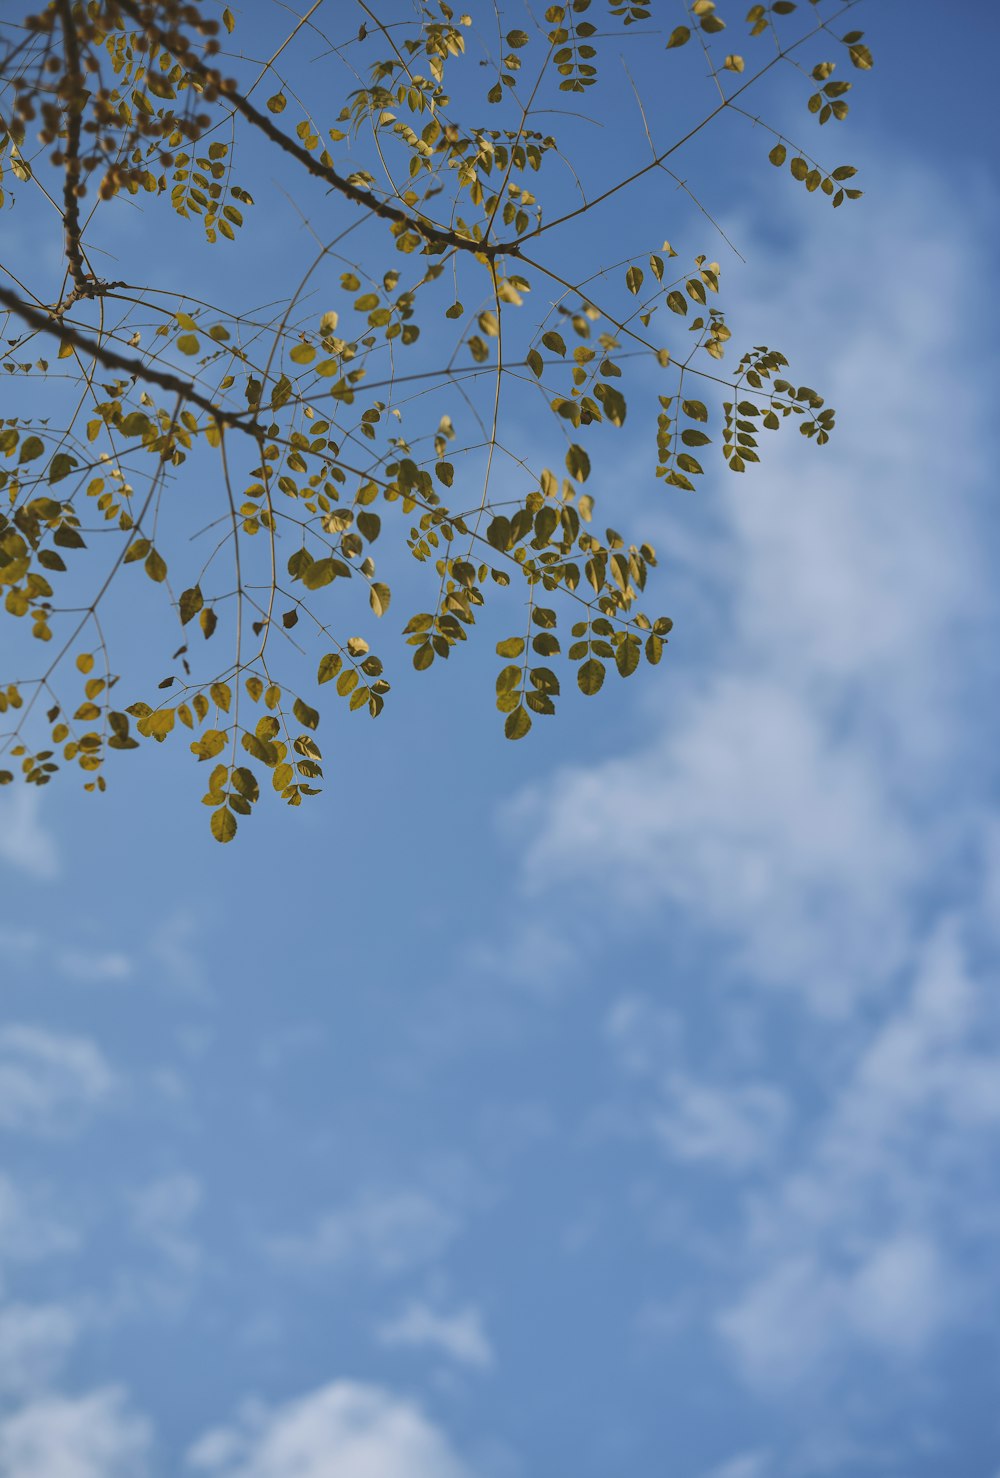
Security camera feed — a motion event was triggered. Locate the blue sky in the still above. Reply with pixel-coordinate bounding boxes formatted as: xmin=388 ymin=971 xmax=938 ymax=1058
xmin=1 ymin=2 xmax=999 ymax=1475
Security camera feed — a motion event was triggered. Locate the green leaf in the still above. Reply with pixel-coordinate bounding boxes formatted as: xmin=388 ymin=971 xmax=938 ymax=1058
xmin=496 ymin=637 xmax=525 ymax=658
xmin=667 ymin=25 xmax=691 ymax=47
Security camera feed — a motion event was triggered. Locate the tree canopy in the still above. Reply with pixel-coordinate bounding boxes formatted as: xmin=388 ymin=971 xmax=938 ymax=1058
xmin=0 ymin=0 xmax=872 ymax=839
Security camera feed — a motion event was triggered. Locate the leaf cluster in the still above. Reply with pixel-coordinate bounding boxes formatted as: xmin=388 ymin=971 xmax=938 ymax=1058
xmin=0 ymin=0 xmax=874 ymax=837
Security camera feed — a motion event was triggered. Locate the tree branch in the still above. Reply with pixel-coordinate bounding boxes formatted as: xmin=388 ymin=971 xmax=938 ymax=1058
xmin=55 ymin=0 xmax=88 ymax=291
xmin=113 ymin=0 xmax=522 ymax=261
xmin=0 ymin=284 xmax=259 ymax=436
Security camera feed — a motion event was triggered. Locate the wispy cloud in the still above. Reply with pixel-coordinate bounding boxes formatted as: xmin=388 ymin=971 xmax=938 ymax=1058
xmin=604 ymin=995 xmax=787 ymax=1170
xmin=0 ymin=926 xmax=132 ymax=989
xmin=512 ymin=169 xmax=994 ymax=1015
xmin=0 ymin=1026 xmax=114 ymax=1137
xmin=268 ymin=1188 xmax=460 ymax=1278
xmin=149 ymin=911 xmax=208 ymax=997
xmin=0 ymin=1386 xmax=151 ymax=1477
xmin=0 ymin=1301 xmax=79 ymax=1397
xmin=0 ymin=791 xmax=59 ymax=882
xmin=187 ymin=1380 xmax=472 ymax=1477
xmin=376 ymin=1300 xmax=494 ymax=1370
xmin=0 ymin=1173 xmax=77 ymax=1266
xmin=55 ymin=948 xmax=133 ymax=985
xmin=504 ymin=164 xmax=1000 ymax=1443
xmin=517 ymin=673 xmax=916 ymax=1008
xmin=702 ymin=1454 xmax=771 ymax=1478
xmin=129 ymin=1173 xmax=203 ymax=1270
xmin=718 ymin=919 xmax=999 ymax=1390
xmin=652 ymin=1076 xmax=788 ymax=1173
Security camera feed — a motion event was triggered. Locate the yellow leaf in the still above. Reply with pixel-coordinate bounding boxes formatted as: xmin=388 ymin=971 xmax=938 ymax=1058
xmin=211 ymin=806 xmax=237 ymax=842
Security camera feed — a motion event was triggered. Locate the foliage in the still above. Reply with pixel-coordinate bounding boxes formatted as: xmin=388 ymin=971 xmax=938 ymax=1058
xmin=0 ymin=0 xmax=872 ymax=838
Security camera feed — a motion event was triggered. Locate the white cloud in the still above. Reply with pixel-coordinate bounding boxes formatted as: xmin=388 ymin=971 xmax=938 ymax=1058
xmin=518 ymin=676 xmax=914 ymax=1011
xmin=0 ymin=1387 xmax=151 ymax=1478
xmin=519 ymin=168 xmax=1000 ymax=1414
xmin=0 ymin=1302 xmax=79 ymax=1396
xmin=0 ymin=1026 xmax=114 ymax=1136
xmin=602 ymin=997 xmax=784 ymax=1171
xmin=718 ymin=921 xmax=998 ymax=1389
xmin=130 ymin=1173 xmax=202 ymax=1269
xmin=187 ymin=1381 xmax=472 ymax=1478
xmin=376 ymin=1301 xmax=493 ymax=1370
xmin=0 ymin=791 xmax=59 ymax=881
xmin=719 ymin=1236 xmax=954 ymax=1393
xmin=269 ymin=1190 xmax=459 ymax=1278
xmin=512 ymin=170 xmax=993 ymax=1014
